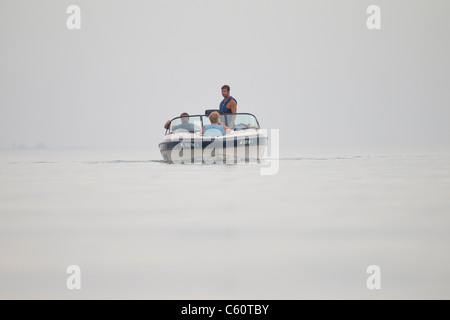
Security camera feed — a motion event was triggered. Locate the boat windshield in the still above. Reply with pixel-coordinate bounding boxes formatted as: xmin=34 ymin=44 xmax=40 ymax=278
xmin=167 ymin=113 xmax=260 ymax=134
xmin=224 ymin=113 xmax=260 ymax=130
xmin=169 ymin=116 xmax=203 ymax=134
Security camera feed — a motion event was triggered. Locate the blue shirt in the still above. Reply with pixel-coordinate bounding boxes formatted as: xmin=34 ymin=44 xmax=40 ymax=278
xmin=219 ymin=96 xmax=237 ymax=113
xmin=203 ymin=124 xmax=226 ymax=136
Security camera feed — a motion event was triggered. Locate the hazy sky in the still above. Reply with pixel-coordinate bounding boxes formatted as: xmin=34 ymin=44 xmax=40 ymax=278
xmin=0 ymin=0 xmax=449 ymax=150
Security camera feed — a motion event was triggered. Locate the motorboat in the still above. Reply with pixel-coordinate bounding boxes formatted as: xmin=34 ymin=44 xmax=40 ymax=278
xmin=158 ymin=110 xmax=268 ymax=163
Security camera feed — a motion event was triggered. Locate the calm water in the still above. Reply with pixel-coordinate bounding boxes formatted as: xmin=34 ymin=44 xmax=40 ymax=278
xmin=1 ymin=147 xmax=449 ymax=299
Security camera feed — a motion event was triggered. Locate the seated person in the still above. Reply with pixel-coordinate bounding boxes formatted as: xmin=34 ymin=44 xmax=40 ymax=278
xmin=164 ymin=113 xmax=196 ymax=132
xmin=202 ymin=111 xmax=231 ymax=136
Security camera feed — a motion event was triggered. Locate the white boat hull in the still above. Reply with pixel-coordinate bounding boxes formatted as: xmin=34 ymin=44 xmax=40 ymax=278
xmin=159 ymin=129 xmax=267 ymax=164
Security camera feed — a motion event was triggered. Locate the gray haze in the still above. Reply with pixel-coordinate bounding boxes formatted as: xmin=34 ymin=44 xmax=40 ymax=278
xmin=1 ymin=0 xmax=449 ymax=151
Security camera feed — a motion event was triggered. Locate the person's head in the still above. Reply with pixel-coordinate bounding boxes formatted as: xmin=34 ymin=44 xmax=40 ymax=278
xmin=180 ymin=112 xmax=189 ymax=124
xmin=209 ymin=111 xmax=220 ymax=124
xmin=221 ymin=85 xmax=230 ymax=99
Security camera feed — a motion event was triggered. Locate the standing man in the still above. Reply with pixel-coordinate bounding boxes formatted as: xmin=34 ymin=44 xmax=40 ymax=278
xmin=219 ymin=85 xmax=237 ymax=114
xmin=219 ymin=85 xmax=237 ymax=128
